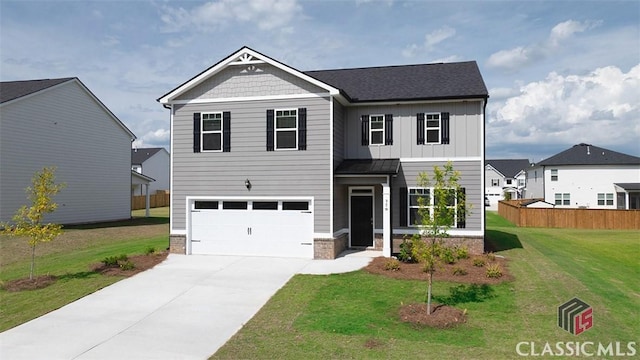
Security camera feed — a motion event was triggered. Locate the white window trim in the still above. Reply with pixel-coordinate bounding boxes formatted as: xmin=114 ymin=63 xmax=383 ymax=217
xmin=425 ymin=112 xmax=441 ymax=144
xmin=597 ymin=193 xmax=614 ymax=206
xmin=550 ymin=169 xmax=558 ymax=181
xmin=202 ymin=112 xmax=223 ymax=152
xmin=275 ymin=108 xmax=298 ymax=151
xmin=408 ymin=187 xmax=458 ymax=227
xmin=555 ymin=193 xmax=570 ymax=206
xmin=369 ymin=114 xmax=385 ymax=146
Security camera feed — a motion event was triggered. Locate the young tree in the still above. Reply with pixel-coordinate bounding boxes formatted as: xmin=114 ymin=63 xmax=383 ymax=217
xmin=410 ymin=162 xmax=468 ymax=314
xmin=1 ymin=167 xmax=65 ymax=280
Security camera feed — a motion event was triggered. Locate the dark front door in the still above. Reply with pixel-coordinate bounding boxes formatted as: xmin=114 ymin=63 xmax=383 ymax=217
xmin=350 ymin=195 xmax=373 ymax=247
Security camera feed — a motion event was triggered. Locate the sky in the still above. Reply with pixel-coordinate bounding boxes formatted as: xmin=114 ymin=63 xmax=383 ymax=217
xmin=1 ymin=0 xmax=638 ymax=163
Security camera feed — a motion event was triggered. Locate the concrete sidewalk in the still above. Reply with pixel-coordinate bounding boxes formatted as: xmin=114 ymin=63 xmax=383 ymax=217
xmin=0 ymin=251 xmax=378 ymax=360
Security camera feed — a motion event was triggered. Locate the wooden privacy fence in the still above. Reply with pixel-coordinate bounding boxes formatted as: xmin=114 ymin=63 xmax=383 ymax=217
xmin=132 ymin=192 xmax=170 ymax=210
xmin=498 ymin=200 xmax=640 ymax=230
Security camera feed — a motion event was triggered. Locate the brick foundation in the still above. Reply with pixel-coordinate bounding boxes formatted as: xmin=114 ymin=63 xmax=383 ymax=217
xmin=169 ymin=234 xmax=186 ymax=254
xmin=391 ymin=234 xmax=484 ymax=255
xmin=313 ymin=233 xmax=348 ymax=259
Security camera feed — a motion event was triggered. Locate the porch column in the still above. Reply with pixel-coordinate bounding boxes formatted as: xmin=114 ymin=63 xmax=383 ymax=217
xmin=382 ymin=179 xmax=391 ymax=257
xmin=145 ymin=183 xmax=150 ymax=217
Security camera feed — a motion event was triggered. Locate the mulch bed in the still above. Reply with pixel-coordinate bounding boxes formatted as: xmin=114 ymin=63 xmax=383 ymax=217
xmin=91 ymin=251 xmax=169 ymax=276
xmin=3 ymin=275 xmax=58 ymax=292
xmin=365 ymin=254 xmax=512 ymax=328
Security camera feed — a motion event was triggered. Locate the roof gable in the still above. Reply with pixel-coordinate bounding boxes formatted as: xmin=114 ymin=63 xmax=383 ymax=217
xmin=132 ymin=147 xmax=165 ymax=165
xmin=537 ymin=143 xmax=640 ymax=166
xmin=0 ymin=78 xmax=75 ymax=104
xmin=486 ymin=159 xmax=531 ymax=178
xmin=305 ymin=61 xmax=489 ymax=103
xmin=158 ymin=46 xmax=339 ymax=104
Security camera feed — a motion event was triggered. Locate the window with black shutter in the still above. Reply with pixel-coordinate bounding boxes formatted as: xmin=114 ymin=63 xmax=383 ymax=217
xmin=267 ymin=108 xmax=307 ymax=151
xmin=193 ymin=112 xmax=201 ymax=153
xmin=361 ymin=115 xmax=369 ymax=146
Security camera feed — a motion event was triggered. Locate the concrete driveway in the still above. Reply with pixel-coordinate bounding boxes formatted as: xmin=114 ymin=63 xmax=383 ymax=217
xmin=0 ymin=252 xmax=377 ymax=360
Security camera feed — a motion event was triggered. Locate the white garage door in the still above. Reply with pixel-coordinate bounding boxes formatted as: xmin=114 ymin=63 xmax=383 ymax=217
xmin=189 ymin=199 xmax=314 ymax=258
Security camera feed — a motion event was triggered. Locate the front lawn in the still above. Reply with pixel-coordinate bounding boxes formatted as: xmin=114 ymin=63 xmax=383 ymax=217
xmin=211 ymin=212 xmax=639 ymax=359
xmin=0 ymin=208 xmax=169 ymax=332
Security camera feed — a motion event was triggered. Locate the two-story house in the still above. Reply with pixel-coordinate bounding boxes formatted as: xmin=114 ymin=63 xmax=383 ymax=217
xmin=525 ymin=143 xmax=640 ymax=209
xmin=158 ymin=47 xmax=488 ymax=259
xmin=485 ymin=159 xmax=530 ymax=208
xmin=131 ymin=147 xmax=170 ymax=196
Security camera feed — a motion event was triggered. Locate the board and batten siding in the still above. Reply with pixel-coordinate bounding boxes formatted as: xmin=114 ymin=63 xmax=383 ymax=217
xmin=176 ymin=65 xmax=326 ymax=101
xmin=171 ymin=96 xmax=332 ymax=233
xmin=344 ymin=101 xmax=483 ymax=159
xmin=395 ymin=160 xmax=482 ymax=231
xmin=0 ymin=81 xmax=133 ymax=224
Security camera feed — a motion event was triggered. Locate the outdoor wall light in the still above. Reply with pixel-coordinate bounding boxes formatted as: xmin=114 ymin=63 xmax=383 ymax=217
xmin=245 ymin=179 xmax=251 ymax=190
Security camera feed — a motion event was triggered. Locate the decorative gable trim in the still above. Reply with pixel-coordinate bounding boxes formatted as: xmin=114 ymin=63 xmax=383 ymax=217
xmin=158 ymin=46 xmax=340 ymax=104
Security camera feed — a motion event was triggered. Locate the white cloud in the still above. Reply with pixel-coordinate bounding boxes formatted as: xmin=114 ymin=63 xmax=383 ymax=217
xmin=425 ymin=26 xmax=456 ymax=49
xmin=133 ymin=128 xmax=170 ymax=149
xmin=160 ymin=0 xmax=302 ymax=32
xmin=487 ymin=19 xmax=599 ymax=70
xmin=489 ymin=64 xmax=640 ymax=154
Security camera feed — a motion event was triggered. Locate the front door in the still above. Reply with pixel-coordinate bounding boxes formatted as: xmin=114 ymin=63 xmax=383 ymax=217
xmin=350 ymin=194 xmax=373 ymax=247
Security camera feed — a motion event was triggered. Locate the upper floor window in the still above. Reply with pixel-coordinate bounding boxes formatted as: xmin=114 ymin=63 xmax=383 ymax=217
xmin=132 ymin=165 xmax=142 ymax=173
xmin=597 ymin=193 xmax=614 ymax=206
xmin=361 ymin=114 xmax=393 ymax=146
xmin=518 ymin=179 xmax=525 ymax=187
xmin=202 ymin=112 xmax=223 ymax=151
xmin=491 ymin=179 xmax=500 ymax=187
xmin=505 ymin=179 xmax=513 ymax=186
xmin=266 ymin=108 xmax=307 ymax=151
xmin=551 ymin=169 xmax=558 ymax=181
xmin=193 ymin=111 xmax=231 ymax=153
xmin=417 ymin=112 xmax=450 ymax=145
xmin=555 ymin=193 xmax=570 ymax=206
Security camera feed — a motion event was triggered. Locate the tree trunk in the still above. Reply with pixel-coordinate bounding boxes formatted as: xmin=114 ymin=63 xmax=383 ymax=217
xmin=427 ymin=271 xmax=433 ymax=315
xmin=30 ymin=244 xmax=36 ymax=280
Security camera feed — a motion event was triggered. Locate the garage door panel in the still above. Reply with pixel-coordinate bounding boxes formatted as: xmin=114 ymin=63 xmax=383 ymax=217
xmin=189 ymin=199 xmax=313 ymax=258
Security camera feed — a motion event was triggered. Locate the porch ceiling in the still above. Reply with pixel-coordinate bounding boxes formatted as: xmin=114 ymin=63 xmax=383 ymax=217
xmin=335 ymin=159 xmax=400 ymax=175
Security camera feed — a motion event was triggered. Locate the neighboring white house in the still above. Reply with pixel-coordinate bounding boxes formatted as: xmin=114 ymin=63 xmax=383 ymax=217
xmin=485 ymin=159 xmax=530 ymax=208
xmin=131 ymin=147 xmax=170 ymax=196
xmin=0 ymin=77 xmax=136 ymax=224
xmin=525 ymin=143 xmax=640 ymax=209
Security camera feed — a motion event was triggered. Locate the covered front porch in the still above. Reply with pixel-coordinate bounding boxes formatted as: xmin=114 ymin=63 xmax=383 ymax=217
xmin=333 ymin=159 xmax=400 ymax=257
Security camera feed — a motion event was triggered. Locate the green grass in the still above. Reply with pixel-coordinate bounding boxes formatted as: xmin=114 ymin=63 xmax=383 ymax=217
xmin=0 ymin=207 xmax=169 ymax=332
xmin=211 ymin=213 xmax=640 ymax=359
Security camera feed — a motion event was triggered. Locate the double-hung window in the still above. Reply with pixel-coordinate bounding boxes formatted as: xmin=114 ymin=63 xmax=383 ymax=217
xmin=425 ymin=113 xmax=441 ymax=144
xmin=555 ymin=193 xmax=570 ymax=206
xmin=597 ymin=193 xmax=614 ymax=206
xmin=202 ymin=112 xmax=223 ymax=151
xmin=275 ymin=109 xmax=297 ymax=150
xmin=416 ymin=112 xmax=450 ymax=144
xmin=551 ymin=169 xmax=558 ymax=181
xmin=408 ymin=187 xmax=459 ymax=227
xmin=408 ymin=188 xmax=430 ymax=226
xmin=369 ymin=115 xmax=385 ymax=145
xmin=491 ymin=179 xmax=500 ymax=187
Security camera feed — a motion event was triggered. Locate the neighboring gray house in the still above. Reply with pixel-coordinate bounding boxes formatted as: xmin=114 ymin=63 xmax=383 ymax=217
xmin=131 ymin=147 xmax=170 ymax=195
xmin=0 ymin=77 xmax=136 ymax=224
xmin=158 ymin=47 xmax=489 ymax=259
xmin=525 ymin=143 xmax=640 ymax=209
xmin=485 ymin=159 xmax=530 ymax=208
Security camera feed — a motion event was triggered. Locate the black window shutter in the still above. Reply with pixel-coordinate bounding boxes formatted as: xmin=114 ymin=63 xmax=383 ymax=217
xmin=266 ymin=109 xmax=274 ymax=151
xmin=298 ymin=108 xmax=307 ymax=150
xmin=416 ymin=113 xmax=425 ymax=145
xmin=361 ymin=115 xmax=369 ymax=146
xmin=193 ymin=112 xmax=201 ymax=153
xmin=399 ymin=187 xmax=408 ymax=227
xmin=385 ymin=114 xmax=393 ymax=145
xmin=222 ymin=111 xmax=231 ymax=152
xmin=441 ymin=112 xmax=450 ymax=144
xmin=457 ymin=187 xmax=466 ymax=228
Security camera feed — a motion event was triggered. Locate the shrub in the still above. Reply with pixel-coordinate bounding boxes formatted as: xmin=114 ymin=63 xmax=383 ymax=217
xmin=397 ymin=238 xmax=415 ymax=263
xmin=472 ymin=257 xmax=486 ymax=267
xmin=144 ymin=246 xmax=156 ymax=255
xmin=102 ymin=254 xmax=128 ymax=267
xmin=454 ymin=245 xmax=469 ymax=260
xmin=452 ymin=266 xmax=468 ymax=276
xmin=384 ymin=258 xmax=400 ymax=271
xmin=119 ymin=260 xmax=135 ymax=271
xmin=440 ymin=247 xmax=457 ymax=264
xmin=486 ymin=252 xmax=496 ymax=261
xmin=486 ymin=263 xmax=503 ymax=278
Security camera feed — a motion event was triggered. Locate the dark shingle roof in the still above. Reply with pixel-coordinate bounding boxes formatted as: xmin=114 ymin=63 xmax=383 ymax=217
xmin=132 ymin=148 xmax=163 ymax=165
xmin=486 ymin=159 xmax=531 ymax=178
xmin=304 ymin=61 xmax=488 ymax=102
xmin=537 ymin=143 xmax=640 ymax=166
xmin=0 ymin=78 xmax=75 ymax=104
xmin=335 ymin=159 xmax=400 ymax=175
xmin=614 ymin=183 xmax=640 ymax=191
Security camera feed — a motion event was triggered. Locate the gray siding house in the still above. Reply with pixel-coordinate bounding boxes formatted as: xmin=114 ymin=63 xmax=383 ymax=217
xmin=131 ymin=147 xmax=170 ymax=196
xmin=158 ymin=47 xmax=489 ymax=259
xmin=0 ymin=78 xmax=136 ymax=224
